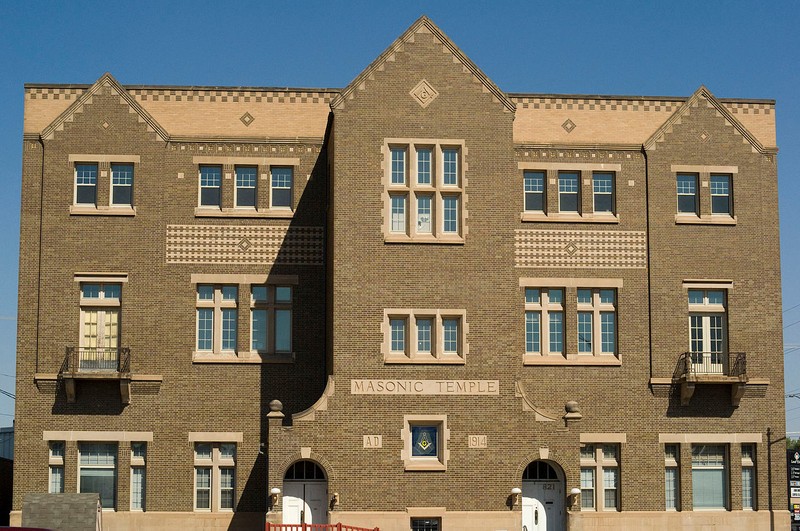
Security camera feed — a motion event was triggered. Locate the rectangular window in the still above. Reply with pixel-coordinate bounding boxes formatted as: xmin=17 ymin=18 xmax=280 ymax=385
xmin=524 ymin=288 xmax=563 ymax=356
xmin=524 ymin=171 xmax=545 ymax=212
xmin=194 ymin=442 xmax=236 ymax=512
xmin=417 ymin=148 xmax=432 ymax=185
xmin=580 ymin=444 xmax=619 ymax=511
xmin=558 ymin=172 xmax=579 ymax=213
xmin=270 ymin=167 xmax=293 ymax=208
xmin=576 ymin=289 xmax=617 ymax=356
xmin=130 ymin=442 xmax=146 ymax=511
xmin=79 ymin=443 xmax=117 ymax=510
xmin=49 ymin=441 xmax=65 ymax=494
xmin=251 ymin=285 xmax=293 ymax=355
xmin=385 ymin=312 xmax=465 ymax=363
xmin=111 ymin=163 xmax=133 ymax=206
xmin=79 ymin=283 xmax=122 ymax=372
xmin=443 ymin=149 xmax=458 ymax=186
xmin=692 ymin=444 xmax=728 ymax=510
xmin=235 ymin=166 xmax=257 ymax=208
xmin=741 ymin=444 xmax=755 ymax=510
xmin=688 ymin=289 xmax=727 ymax=374
xmin=592 ymin=172 xmax=614 ymax=213
xmin=390 ymin=318 xmax=407 ymax=353
xmin=442 ymin=318 xmax=459 ymax=354
xmin=411 ymin=518 xmax=441 ymax=531
xmin=442 ymin=195 xmax=459 ymax=233
xmin=710 ymin=174 xmax=732 ymax=215
xmin=665 ymin=444 xmax=680 ymax=510
xmin=403 ymin=415 xmax=448 ymax=471
xmin=391 ymin=195 xmax=407 ymax=233
xmin=75 ymin=163 xmax=98 ymax=205
xmin=199 ymin=165 xmax=222 ymax=207
xmin=391 ymin=148 xmax=407 ymax=185
xmin=417 ymin=318 xmax=432 ymax=353
xmin=196 ymin=285 xmax=238 ymax=355
xmin=416 ymin=195 xmax=432 ymax=234
xmin=677 ymin=173 xmax=698 ymax=214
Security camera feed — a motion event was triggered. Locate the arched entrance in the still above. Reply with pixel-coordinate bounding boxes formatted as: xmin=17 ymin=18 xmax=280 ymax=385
xmin=282 ymin=460 xmax=328 ymax=525
xmin=521 ymin=460 xmax=565 ymax=531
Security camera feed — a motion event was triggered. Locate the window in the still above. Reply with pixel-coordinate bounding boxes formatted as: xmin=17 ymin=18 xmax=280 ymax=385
xmin=676 ymin=173 xmax=698 ymax=214
xmin=741 ymin=444 xmax=756 ymax=510
xmin=131 ymin=442 xmax=146 ymax=511
xmin=411 ymin=518 xmax=441 ymax=531
xmin=250 ymin=285 xmax=292 ymax=355
xmin=592 ymin=172 xmax=614 ymax=213
xmin=270 ymin=167 xmax=293 ymax=208
xmin=49 ymin=441 xmax=65 ymax=494
xmin=665 ymin=444 xmax=680 ymax=510
xmin=524 ymin=170 xmax=545 ymax=212
xmin=196 ymin=285 xmax=238 ymax=355
xmin=576 ymin=289 xmax=616 ymax=356
xmin=384 ymin=311 xmax=466 ymax=363
xmin=710 ymin=174 xmax=732 ymax=215
xmin=688 ymin=289 xmax=727 ymax=374
xmin=580 ymin=444 xmax=619 ymax=511
xmin=402 ymin=415 xmax=449 ymax=471
xmin=524 ymin=288 xmax=564 ymax=356
xmin=235 ymin=166 xmax=257 ymax=208
xmin=692 ymin=444 xmax=728 ymax=510
xmin=79 ymin=283 xmax=121 ymax=371
xmin=194 ymin=442 xmax=236 ymax=512
xmin=79 ymin=443 xmax=117 ymax=509
xmin=75 ymin=163 xmax=98 ymax=205
xmin=199 ymin=165 xmax=222 ymax=207
xmin=558 ymin=171 xmax=580 ymax=213
xmin=384 ymin=141 xmax=465 ymax=242
xmin=111 ymin=163 xmax=133 ymax=206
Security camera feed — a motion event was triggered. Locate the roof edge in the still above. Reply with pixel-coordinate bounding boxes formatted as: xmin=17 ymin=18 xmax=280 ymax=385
xmin=509 ymin=92 xmax=775 ymax=105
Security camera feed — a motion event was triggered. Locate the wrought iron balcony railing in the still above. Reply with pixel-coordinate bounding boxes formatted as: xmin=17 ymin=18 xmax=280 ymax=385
xmin=62 ymin=346 xmax=131 ymax=374
xmin=673 ymin=351 xmax=746 ymax=380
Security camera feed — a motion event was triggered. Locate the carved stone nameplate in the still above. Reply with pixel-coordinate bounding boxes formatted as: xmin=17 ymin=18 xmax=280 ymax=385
xmin=363 ymin=435 xmax=383 ymax=448
xmin=351 ymin=379 xmax=499 ymax=395
xmin=468 ymin=435 xmax=487 ymax=448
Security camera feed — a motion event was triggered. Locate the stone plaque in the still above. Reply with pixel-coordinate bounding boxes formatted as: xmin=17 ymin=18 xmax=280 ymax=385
xmin=351 ymin=379 xmax=499 ymax=395
xmin=468 ymin=435 xmax=487 ymax=448
xmin=363 ymin=435 xmax=382 ymax=448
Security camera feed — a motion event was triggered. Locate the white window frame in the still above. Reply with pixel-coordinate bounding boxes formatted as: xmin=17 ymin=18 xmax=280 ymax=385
xmin=234 ymin=166 xmax=257 ymax=209
xmin=524 ymin=288 xmax=564 ymax=357
xmin=576 ymin=288 xmax=617 ymax=357
xmin=270 ymin=166 xmax=293 ymax=209
xmin=691 ymin=444 xmax=729 ymax=511
xmin=664 ymin=444 xmax=680 ymax=511
xmin=677 ymin=173 xmax=699 ymax=214
xmin=741 ymin=444 xmax=756 ymax=510
xmin=78 ymin=442 xmax=118 ymax=511
xmin=130 ymin=442 xmax=146 ymax=511
xmin=402 ymin=415 xmax=449 ymax=471
xmin=558 ymin=171 xmax=580 ymax=213
xmin=250 ymin=285 xmax=292 ymax=356
xmin=79 ymin=283 xmax=122 ymax=370
xmin=688 ymin=289 xmax=727 ymax=374
xmin=49 ymin=441 xmax=65 ymax=494
xmin=196 ymin=285 xmax=238 ymax=355
xmin=383 ymin=310 xmax=467 ymax=364
xmin=193 ymin=442 xmax=236 ymax=512
xmin=592 ymin=172 xmax=615 ymax=214
xmin=198 ymin=165 xmax=223 ymax=208
xmin=74 ymin=162 xmax=98 ymax=206
xmin=672 ymin=165 xmax=738 ymax=223
xmin=110 ymin=163 xmax=134 ymax=207
xmin=710 ymin=174 xmax=732 ymax=216
xmin=580 ymin=443 xmax=619 ymax=512
xmin=523 ymin=170 xmax=545 ymax=213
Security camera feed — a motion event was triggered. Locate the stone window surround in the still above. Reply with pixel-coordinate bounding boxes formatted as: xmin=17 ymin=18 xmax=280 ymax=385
xmin=401 ymin=414 xmax=450 ymax=471
xmin=190 ymin=434 xmax=240 ymax=513
xmin=382 ymin=138 xmax=468 ymax=244
xmin=68 ymin=154 xmax=139 ymax=216
xmin=672 ymin=164 xmax=738 ymax=225
xmin=192 ymin=155 xmax=300 ymax=218
xmin=130 ymin=441 xmax=146 ymax=511
xmin=520 ymin=278 xmax=623 ymax=366
xmin=190 ymin=273 xmax=298 ymax=364
xmin=518 ymin=162 xmax=621 ymax=223
xmin=382 ymin=309 xmax=468 ymax=365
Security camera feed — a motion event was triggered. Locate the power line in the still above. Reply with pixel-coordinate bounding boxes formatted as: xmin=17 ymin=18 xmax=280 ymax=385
xmin=786 ymin=319 xmax=800 ymax=330
xmin=0 ymin=388 xmax=14 ymax=400
xmin=786 ymin=303 xmax=800 ymax=314
xmin=0 ymin=372 xmax=15 ymax=378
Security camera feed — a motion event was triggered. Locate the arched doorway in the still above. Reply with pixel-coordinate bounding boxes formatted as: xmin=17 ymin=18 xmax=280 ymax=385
xmin=282 ymin=460 xmax=328 ymax=525
xmin=521 ymin=460 xmax=565 ymax=531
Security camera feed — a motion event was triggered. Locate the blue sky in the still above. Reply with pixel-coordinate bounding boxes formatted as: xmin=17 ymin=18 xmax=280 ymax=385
xmin=0 ymin=1 xmax=798 ymax=430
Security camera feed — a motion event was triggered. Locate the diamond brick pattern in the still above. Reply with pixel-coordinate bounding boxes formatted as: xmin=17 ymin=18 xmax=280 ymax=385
xmin=515 ymin=229 xmax=646 ymax=269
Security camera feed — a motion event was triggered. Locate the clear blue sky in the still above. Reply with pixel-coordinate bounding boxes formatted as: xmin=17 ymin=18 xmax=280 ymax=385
xmin=0 ymin=1 xmax=798 ymax=430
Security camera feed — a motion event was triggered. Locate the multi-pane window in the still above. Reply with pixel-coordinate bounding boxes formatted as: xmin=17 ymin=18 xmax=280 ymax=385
xmin=688 ymin=289 xmax=727 ymax=374
xmin=691 ymin=444 xmax=728 ymax=510
xmin=385 ymin=142 xmax=464 ymax=241
xmin=580 ymin=444 xmax=619 ymax=511
xmin=577 ymin=289 xmax=616 ymax=356
xmin=251 ymin=285 xmax=292 ymax=355
xmin=75 ymin=163 xmax=98 ymax=205
xmin=199 ymin=165 xmax=222 ymax=207
xmin=385 ymin=312 xmax=465 ymax=362
xmin=710 ymin=174 xmax=732 ymax=215
xmin=79 ymin=283 xmax=121 ymax=371
xmin=49 ymin=441 xmax=65 ymax=494
xmin=592 ymin=172 xmax=614 ymax=213
xmin=524 ymin=288 xmax=564 ymax=356
xmin=270 ymin=167 xmax=293 ymax=208
xmin=196 ymin=285 xmax=238 ymax=354
xmin=194 ymin=442 xmax=236 ymax=512
xmin=524 ymin=171 xmax=545 ymax=212
xmin=130 ymin=442 xmax=146 ymax=511
xmin=665 ymin=444 xmax=680 ymax=510
xmin=741 ymin=444 xmax=756 ymax=510
xmin=111 ymin=163 xmax=133 ymax=206
xmin=558 ymin=171 xmax=580 ymax=213
xmin=411 ymin=518 xmax=440 ymax=531
xmin=235 ymin=166 xmax=257 ymax=208
xmin=79 ymin=443 xmax=117 ymax=509
xmin=676 ymin=173 xmax=698 ymax=214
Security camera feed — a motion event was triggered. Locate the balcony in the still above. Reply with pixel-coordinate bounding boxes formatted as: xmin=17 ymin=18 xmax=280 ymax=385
xmin=672 ymin=351 xmax=748 ymax=406
xmin=60 ymin=347 xmax=132 ymax=404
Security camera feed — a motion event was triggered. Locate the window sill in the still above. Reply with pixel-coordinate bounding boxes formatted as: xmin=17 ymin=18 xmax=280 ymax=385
xmin=70 ymin=205 xmax=136 ymax=216
xmin=194 ymin=207 xmax=294 ymax=219
xmin=675 ymin=214 xmax=737 ymax=225
xmin=192 ymin=351 xmax=295 ymax=364
xmin=520 ymin=212 xmax=619 ymax=224
xmin=403 ymin=460 xmax=447 ymax=472
xmin=523 ymin=354 xmax=621 ymax=366
xmin=384 ymin=234 xmax=465 ymax=245
xmin=385 ymin=354 xmax=465 ymax=365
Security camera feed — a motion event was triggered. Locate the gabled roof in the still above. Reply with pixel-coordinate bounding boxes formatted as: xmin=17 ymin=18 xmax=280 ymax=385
xmin=330 ymin=16 xmax=515 ymax=113
xmin=39 ymin=73 xmax=169 ymax=142
xmin=644 ymin=85 xmax=776 ymax=155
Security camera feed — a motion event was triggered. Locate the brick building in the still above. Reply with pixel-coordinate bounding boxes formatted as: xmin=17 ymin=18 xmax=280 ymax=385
xmin=13 ymin=16 xmax=786 ymax=531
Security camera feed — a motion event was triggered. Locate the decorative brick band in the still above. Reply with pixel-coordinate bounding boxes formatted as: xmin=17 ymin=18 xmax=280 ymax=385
xmin=514 ymin=229 xmax=646 ymax=269
xmin=166 ymin=224 xmax=323 ymax=265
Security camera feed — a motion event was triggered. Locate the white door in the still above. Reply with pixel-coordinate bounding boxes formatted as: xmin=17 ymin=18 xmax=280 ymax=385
xmin=522 ymin=480 xmax=564 ymax=531
xmin=282 ymin=481 xmax=327 ymax=524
